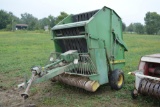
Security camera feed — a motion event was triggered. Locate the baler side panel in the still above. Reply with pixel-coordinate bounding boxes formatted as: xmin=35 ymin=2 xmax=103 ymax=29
xmin=86 ymin=8 xmax=111 ymax=56
xmin=111 ymin=12 xmax=125 ymax=61
xmin=110 ymin=10 xmax=126 ymax=69
xmin=90 ymin=49 xmax=108 ymax=84
xmin=85 ymin=8 xmax=111 ymax=84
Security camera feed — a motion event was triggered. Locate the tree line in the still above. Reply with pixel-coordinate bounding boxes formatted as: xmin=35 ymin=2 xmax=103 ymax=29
xmin=0 ymin=10 xmax=68 ymax=31
xmin=1 ymin=9 xmax=160 ymax=35
xmin=123 ymin=12 xmax=160 ymax=35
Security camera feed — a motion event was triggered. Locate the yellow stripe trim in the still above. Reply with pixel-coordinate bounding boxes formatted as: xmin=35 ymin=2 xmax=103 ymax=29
xmin=110 ymin=60 xmax=125 ymax=64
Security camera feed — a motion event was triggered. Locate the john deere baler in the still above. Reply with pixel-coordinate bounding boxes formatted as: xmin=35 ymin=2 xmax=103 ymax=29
xmin=19 ymin=6 xmax=128 ymax=99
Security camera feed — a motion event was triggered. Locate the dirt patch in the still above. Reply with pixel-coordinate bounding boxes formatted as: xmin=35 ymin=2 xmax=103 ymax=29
xmin=0 ymin=87 xmax=39 ymax=107
xmin=0 ymin=88 xmax=23 ymax=107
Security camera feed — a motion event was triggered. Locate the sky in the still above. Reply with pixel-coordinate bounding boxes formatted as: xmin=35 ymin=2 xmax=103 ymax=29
xmin=1 ymin=0 xmax=160 ymax=26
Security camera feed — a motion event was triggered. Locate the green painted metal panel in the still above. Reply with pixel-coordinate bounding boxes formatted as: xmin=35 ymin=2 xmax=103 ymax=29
xmin=85 ymin=7 xmax=127 ymax=70
xmin=90 ymin=49 xmax=108 ymax=84
xmin=112 ymin=63 xmax=125 ymax=70
xmin=86 ymin=7 xmax=111 ymax=53
xmin=90 ymin=39 xmax=99 ymax=48
xmin=52 ymin=21 xmax=87 ymax=30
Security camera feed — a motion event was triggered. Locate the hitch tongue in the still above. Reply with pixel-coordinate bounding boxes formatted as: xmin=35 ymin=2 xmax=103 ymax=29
xmin=21 ymin=71 xmax=36 ymax=99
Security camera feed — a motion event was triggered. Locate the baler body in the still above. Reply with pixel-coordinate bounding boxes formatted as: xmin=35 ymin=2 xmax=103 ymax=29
xmin=51 ymin=6 xmax=127 ymax=85
xmin=19 ymin=6 xmax=127 ymax=99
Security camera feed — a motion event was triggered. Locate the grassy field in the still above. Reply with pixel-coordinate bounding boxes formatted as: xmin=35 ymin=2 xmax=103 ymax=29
xmin=0 ymin=31 xmax=160 ymax=107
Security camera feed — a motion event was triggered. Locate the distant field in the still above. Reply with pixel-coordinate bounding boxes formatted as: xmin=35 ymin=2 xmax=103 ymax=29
xmin=0 ymin=31 xmax=160 ymax=107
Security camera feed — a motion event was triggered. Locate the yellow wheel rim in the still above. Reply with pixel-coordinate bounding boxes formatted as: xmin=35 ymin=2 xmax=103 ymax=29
xmin=118 ymin=74 xmax=123 ymax=86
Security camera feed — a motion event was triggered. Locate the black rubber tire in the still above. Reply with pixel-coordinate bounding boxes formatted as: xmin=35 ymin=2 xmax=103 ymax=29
xmin=109 ymin=69 xmax=124 ymax=90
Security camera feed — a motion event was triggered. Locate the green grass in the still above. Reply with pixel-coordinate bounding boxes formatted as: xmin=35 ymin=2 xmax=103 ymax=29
xmin=0 ymin=31 xmax=53 ymax=88
xmin=0 ymin=32 xmax=160 ymax=107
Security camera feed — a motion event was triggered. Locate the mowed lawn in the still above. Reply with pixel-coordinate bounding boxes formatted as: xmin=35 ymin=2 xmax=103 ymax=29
xmin=0 ymin=31 xmax=160 ymax=107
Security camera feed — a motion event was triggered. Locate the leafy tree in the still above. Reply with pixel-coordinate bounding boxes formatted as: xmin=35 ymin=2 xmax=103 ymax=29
xmin=0 ymin=10 xmax=20 ymax=30
xmin=7 ymin=12 xmax=20 ymax=31
xmin=122 ymin=22 xmax=126 ymax=32
xmin=21 ymin=13 xmax=39 ymax=30
xmin=133 ymin=23 xmax=144 ymax=34
xmin=39 ymin=15 xmax=55 ymax=29
xmin=39 ymin=18 xmax=50 ymax=29
xmin=126 ymin=23 xmax=144 ymax=34
xmin=55 ymin=12 xmax=68 ymax=24
xmin=0 ymin=10 xmax=69 ymax=30
xmin=144 ymin=12 xmax=160 ymax=34
xmin=48 ymin=15 xmax=55 ymax=28
xmin=126 ymin=23 xmax=134 ymax=32
xmin=0 ymin=10 xmax=12 ymax=29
